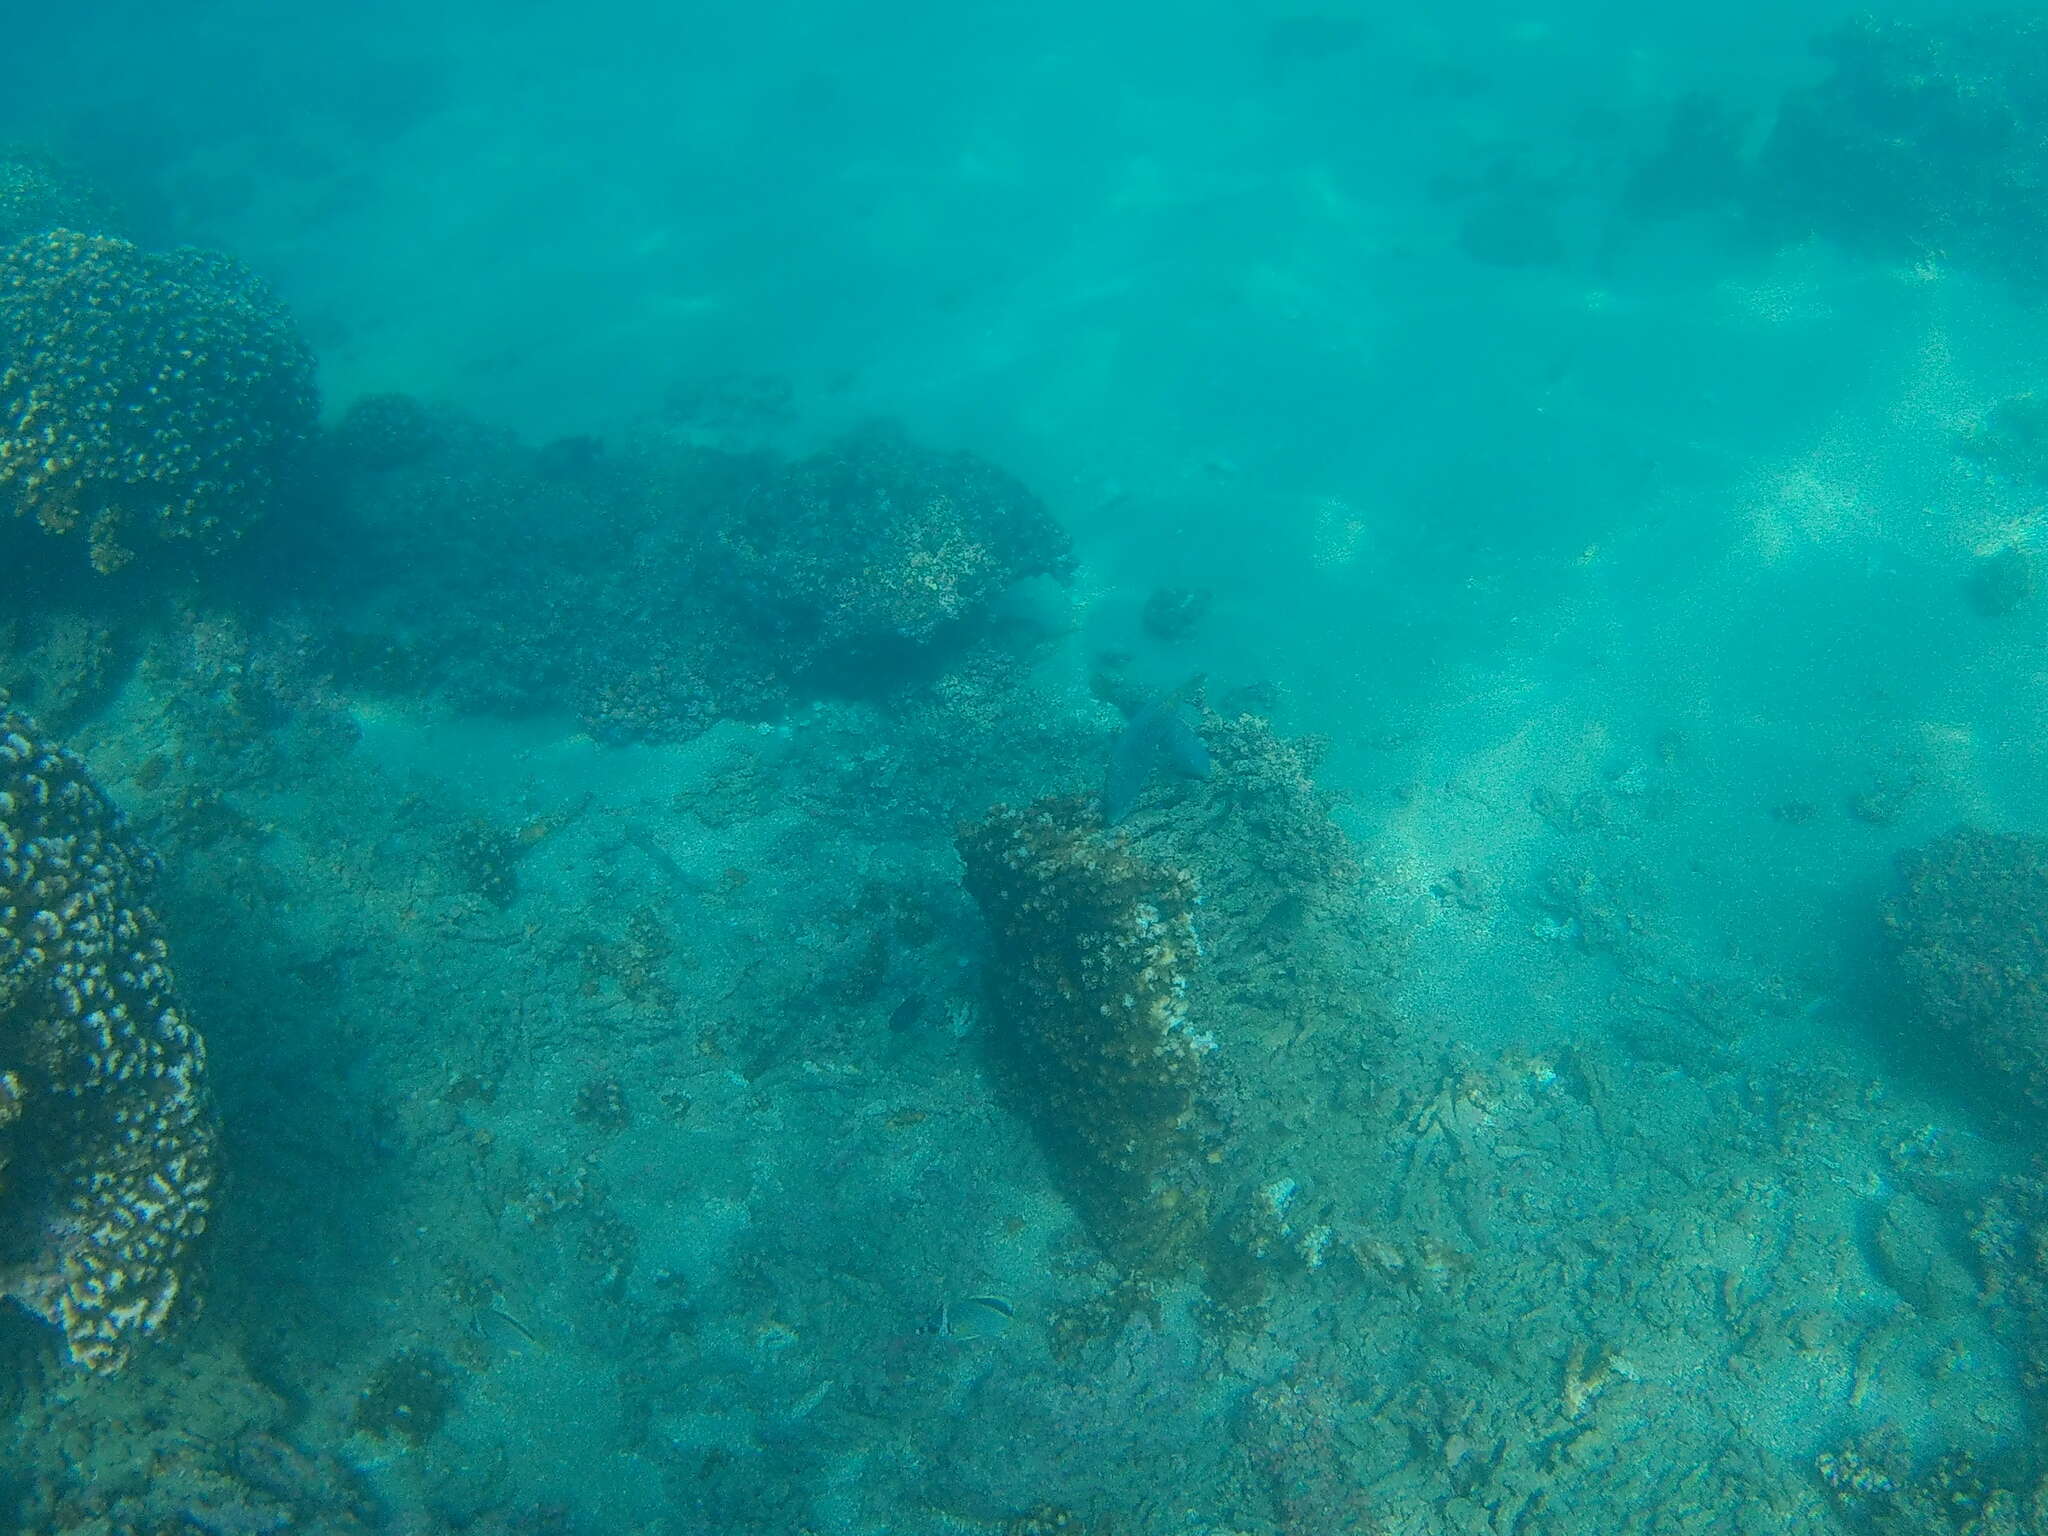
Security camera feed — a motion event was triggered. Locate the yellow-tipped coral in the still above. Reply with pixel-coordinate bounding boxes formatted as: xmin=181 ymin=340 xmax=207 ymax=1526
xmin=0 ymin=707 xmax=218 ymax=1371
xmin=0 ymin=229 xmax=317 ymax=571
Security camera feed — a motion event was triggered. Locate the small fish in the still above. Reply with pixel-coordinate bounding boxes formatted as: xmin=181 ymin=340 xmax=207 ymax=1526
xmin=923 ymin=1294 xmax=1016 ymax=1342
xmin=474 ymin=1304 xmax=548 ymax=1356
xmin=887 ymin=994 xmax=926 ymax=1034
xmin=1103 ymin=701 xmax=1211 ymax=824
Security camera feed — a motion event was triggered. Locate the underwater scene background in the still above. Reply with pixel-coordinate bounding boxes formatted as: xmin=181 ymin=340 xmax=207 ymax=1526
xmin=5 ymin=0 xmax=2048 ymax=1531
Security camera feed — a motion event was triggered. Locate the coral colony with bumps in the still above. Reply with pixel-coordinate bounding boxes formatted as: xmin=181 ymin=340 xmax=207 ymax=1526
xmin=0 ymin=230 xmax=317 ymax=571
xmin=0 ymin=706 xmax=216 ymax=1373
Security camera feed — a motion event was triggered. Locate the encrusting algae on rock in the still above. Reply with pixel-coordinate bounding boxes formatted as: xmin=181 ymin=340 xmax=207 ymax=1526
xmin=0 ymin=705 xmax=217 ymax=1371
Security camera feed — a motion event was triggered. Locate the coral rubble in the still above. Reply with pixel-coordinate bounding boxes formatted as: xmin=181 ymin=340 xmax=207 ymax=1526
xmin=0 ymin=229 xmax=318 ymax=571
xmin=0 ymin=706 xmax=217 ymax=1371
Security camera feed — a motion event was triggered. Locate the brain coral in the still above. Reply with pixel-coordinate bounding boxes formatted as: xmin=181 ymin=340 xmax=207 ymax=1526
xmin=0 ymin=229 xmax=318 ymax=572
xmin=1887 ymin=826 xmax=2048 ymax=1113
xmin=0 ymin=707 xmax=218 ymax=1371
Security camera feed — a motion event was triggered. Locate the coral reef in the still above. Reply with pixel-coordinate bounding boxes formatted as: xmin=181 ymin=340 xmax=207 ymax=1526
xmin=313 ymin=413 xmax=1070 ymax=741
xmin=1818 ymin=1429 xmax=2048 ymax=1535
xmin=0 ymin=610 xmax=127 ymax=732
xmin=0 ymin=149 xmax=119 ymax=246
xmin=326 ymin=390 xmax=450 ymax=475
xmin=958 ymin=797 xmax=1212 ymax=1270
xmin=1623 ymin=94 xmax=1749 ymax=222
xmin=714 ymin=422 xmax=1075 ymax=677
xmin=1887 ymin=827 xmax=2048 ymax=1113
xmin=572 ymin=1075 xmax=629 ymax=1133
xmin=317 ymin=417 xmax=647 ymax=714
xmin=0 ymin=706 xmax=217 ymax=1371
xmin=577 ymin=656 xmax=723 ymax=745
xmin=1457 ymin=180 xmax=1567 ymax=269
xmin=1099 ymin=705 xmax=1387 ymax=1311
xmin=1626 ymin=16 xmax=2048 ymax=286
xmin=448 ymin=818 xmax=523 ymax=909
xmin=956 ymin=693 xmax=1384 ymax=1309
xmin=1159 ymin=708 xmax=1358 ymax=911
xmin=0 ymin=229 xmax=318 ymax=571
xmin=1751 ymin=15 xmax=2048 ymax=281
xmin=9 ymin=1349 xmax=379 ymax=1535
xmin=1972 ymin=1168 xmax=2048 ymax=1396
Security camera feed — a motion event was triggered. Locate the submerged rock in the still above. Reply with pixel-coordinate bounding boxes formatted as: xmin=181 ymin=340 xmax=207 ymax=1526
xmin=1871 ymin=1192 xmax=1976 ymax=1317
xmin=1887 ymin=826 xmax=2048 ymax=1114
xmin=1752 ymin=15 xmax=2048 ymax=282
xmin=1103 ymin=701 xmax=1211 ymax=824
xmin=1967 ymin=542 xmax=2035 ymax=617
xmin=958 ymin=796 xmax=1212 ymax=1271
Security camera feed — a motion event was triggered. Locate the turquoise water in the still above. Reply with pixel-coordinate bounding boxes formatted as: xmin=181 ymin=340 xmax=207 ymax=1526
xmin=5 ymin=3 xmax=2048 ymax=1532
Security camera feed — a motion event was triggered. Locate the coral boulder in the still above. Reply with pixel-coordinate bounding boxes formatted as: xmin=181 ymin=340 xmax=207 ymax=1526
xmin=0 ymin=707 xmax=218 ymax=1370
xmin=0 ymin=229 xmax=318 ymax=571
xmin=958 ymin=797 xmax=1210 ymax=1270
